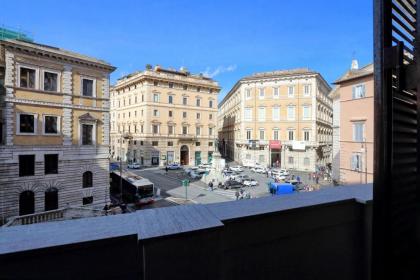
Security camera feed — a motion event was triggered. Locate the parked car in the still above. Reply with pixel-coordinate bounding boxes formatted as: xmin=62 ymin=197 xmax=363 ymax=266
xmin=184 ymin=167 xmax=199 ymax=175
xmin=229 ymin=166 xmax=243 ymax=172
xmin=128 ymin=162 xmax=141 ymax=169
xmin=223 ymin=180 xmax=243 ymax=189
xmin=190 ymin=170 xmax=206 ymax=179
xmin=275 ymin=174 xmax=287 ymax=181
xmin=279 ymin=169 xmax=290 ymax=176
xmin=199 ymin=163 xmax=211 ymax=169
xmin=243 ymin=178 xmax=258 ymax=187
xmin=253 ymin=167 xmax=266 ymax=174
xmin=223 ymin=170 xmax=234 ymax=177
xmin=167 ymin=163 xmax=181 ymax=170
xmin=235 ymin=174 xmax=250 ymax=183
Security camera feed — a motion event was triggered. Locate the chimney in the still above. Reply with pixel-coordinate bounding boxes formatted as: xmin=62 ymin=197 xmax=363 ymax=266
xmin=351 ymin=59 xmax=359 ymax=70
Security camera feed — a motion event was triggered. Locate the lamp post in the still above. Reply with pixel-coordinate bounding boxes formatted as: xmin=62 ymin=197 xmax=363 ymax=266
xmin=120 ymin=133 xmax=133 ymax=204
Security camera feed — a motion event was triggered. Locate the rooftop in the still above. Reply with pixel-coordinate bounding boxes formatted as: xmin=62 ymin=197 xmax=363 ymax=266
xmin=334 ymin=63 xmax=373 ymax=84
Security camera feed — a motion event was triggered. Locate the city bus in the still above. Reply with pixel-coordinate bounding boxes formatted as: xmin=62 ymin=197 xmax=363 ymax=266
xmin=110 ymin=170 xmax=154 ymax=205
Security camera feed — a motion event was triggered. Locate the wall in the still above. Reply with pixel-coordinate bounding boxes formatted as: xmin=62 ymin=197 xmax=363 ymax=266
xmin=0 ymin=184 xmax=372 ymax=280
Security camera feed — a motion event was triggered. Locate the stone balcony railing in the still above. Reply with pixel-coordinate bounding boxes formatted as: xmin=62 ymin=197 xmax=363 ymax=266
xmin=0 ymin=184 xmax=372 ymax=280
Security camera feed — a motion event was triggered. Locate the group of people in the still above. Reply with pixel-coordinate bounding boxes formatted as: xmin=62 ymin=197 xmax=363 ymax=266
xmin=235 ymin=189 xmax=251 ymax=200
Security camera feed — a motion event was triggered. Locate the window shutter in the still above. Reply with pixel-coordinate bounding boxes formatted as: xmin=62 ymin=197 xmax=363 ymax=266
xmin=352 ymin=86 xmax=356 ymax=99
xmin=361 ymin=84 xmax=366 ymax=97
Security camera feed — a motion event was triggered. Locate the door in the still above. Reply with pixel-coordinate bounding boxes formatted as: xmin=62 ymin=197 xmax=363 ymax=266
xmin=45 ymin=188 xmax=58 ymax=211
xmin=195 ymin=151 xmax=201 ymax=166
xmin=167 ymin=151 xmax=174 ymax=164
xmin=19 ymin=190 xmax=35 ymax=216
xmin=180 ymin=145 xmax=189 ymax=165
xmin=208 ymin=152 xmax=213 ymax=164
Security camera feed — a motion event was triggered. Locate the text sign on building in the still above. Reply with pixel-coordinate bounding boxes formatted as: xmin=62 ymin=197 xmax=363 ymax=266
xmin=269 ymin=140 xmax=281 ymax=149
xmin=292 ymin=141 xmax=306 ymax=151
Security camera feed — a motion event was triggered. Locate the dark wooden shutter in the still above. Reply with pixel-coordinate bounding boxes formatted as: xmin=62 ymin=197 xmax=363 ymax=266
xmin=373 ymin=0 xmax=419 ymax=279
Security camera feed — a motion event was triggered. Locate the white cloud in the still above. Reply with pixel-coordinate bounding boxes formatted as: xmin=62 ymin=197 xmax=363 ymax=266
xmin=203 ymin=65 xmax=237 ymax=78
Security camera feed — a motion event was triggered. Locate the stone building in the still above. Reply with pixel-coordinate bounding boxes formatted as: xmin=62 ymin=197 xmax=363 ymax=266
xmin=217 ymin=69 xmax=333 ymax=172
xmin=110 ymin=65 xmax=220 ymax=167
xmin=0 ymin=39 xmax=115 ymax=222
xmin=333 ymin=61 xmax=374 ymax=184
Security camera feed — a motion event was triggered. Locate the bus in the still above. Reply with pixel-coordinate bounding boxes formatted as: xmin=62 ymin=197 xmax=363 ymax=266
xmin=110 ymin=170 xmax=154 ymax=205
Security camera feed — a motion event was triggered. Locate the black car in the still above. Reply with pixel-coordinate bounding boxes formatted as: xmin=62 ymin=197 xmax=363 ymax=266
xmin=223 ymin=180 xmax=243 ymax=189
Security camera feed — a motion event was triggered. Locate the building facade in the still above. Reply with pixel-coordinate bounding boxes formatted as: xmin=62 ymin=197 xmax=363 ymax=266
xmin=218 ymin=69 xmax=333 ymax=172
xmin=333 ymin=62 xmax=374 ymax=184
xmin=110 ymin=65 xmax=220 ymax=167
xmin=0 ymin=39 xmax=115 ymax=221
xmin=330 ymin=86 xmax=340 ymax=183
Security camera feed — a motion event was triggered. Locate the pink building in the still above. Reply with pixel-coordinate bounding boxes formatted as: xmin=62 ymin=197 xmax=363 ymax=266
xmin=333 ymin=62 xmax=373 ymax=184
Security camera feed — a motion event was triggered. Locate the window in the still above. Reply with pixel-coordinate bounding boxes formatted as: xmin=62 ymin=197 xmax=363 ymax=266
xmin=44 ymin=154 xmax=58 ymax=175
xmin=182 ymin=126 xmax=188 ymax=135
xmin=273 ymin=87 xmax=279 ymax=98
xmin=141 ymin=125 xmax=144 ymax=133
xmin=245 ymin=108 xmax=252 ymax=121
xmin=18 ymin=113 xmax=36 ymax=134
xmin=259 ymin=154 xmax=265 ymax=163
xmin=154 ymin=81 xmax=158 ymax=86
xmin=209 ymin=114 xmax=213 ymax=120
xmin=351 ymin=153 xmax=362 ymax=171
xmin=209 ymin=100 xmax=213 ymax=108
xmin=152 ymin=125 xmax=159 ymax=134
xmin=82 ymin=171 xmax=93 ymax=188
xmin=153 ymin=94 xmax=159 ymax=102
xmin=196 ymin=127 xmax=201 ymax=136
xmin=288 ymin=130 xmax=294 ymax=140
xmin=43 ymin=71 xmax=58 ymax=92
xmin=353 ymin=122 xmax=365 ymax=142
xmin=304 ymin=85 xmax=311 ymax=97
xmin=83 ymin=196 xmax=93 ymax=205
xmin=303 ymin=106 xmax=311 ymax=120
xmin=168 ymin=141 xmax=173 ymax=146
xmin=169 ymin=82 xmax=174 ymax=88
xmin=82 ymin=124 xmax=93 ymax=145
xmin=183 ymin=84 xmax=188 ymax=90
xmin=44 ymin=188 xmax=58 ymax=211
xmin=169 ymin=111 xmax=173 ymax=117
xmin=304 ymin=157 xmax=310 ymax=166
xmin=20 ymin=67 xmax=36 ymax=89
xmin=19 ymin=155 xmax=35 ymax=176
xmin=288 ymin=157 xmax=294 ymax=164
xmin=168 ymin=95 xmax=173 ymax=104
xmin=197 ymin=87 xmax=201 ymax=92
xmin=288 ymin=86 xmax=295 ymax=97
xmin=209 ymin=127 xmax=213 ymax=136
xmin=142 ymin=95 xmax=144 ymax=102
xmin=304 ymin=130 xmax=310 ymax=141
xmin=272 ymin=106 xmax=280 ymax=121
xmin=245 ymin=89 xmax=251 ymax=99
xmin=273 ymin=129 xmax=279 ymax=140
xmin=259 ymin=88 xmax=265 ymax=99
xmin=209 ymin=142 xmax=213 ymax=147
xmin=352 ymin=84 xmax=366 ymax=99
xmin=246 ymin=129 xmax=252 ymax=140
xmin=258 ymin=107 xmax=266 ymax=121
xmin=153 ymin=109 xmax=159 ymax=117
xmin=183 ymin=97 xmax=188 ymax=105
xmin=141 ymin=110 xmax=144 ymax=116
xmin=259 ymin=129 xmax=265 ymax=140
xmin=197 ymin=113 xmax=201 ymax=119
xmin=195 ymin=142 xmax=201 ymax=147
xmin=168 ymin=125 xmax=174 ymax=135
xmin=287 ymin=106 xmax=295 ymax=120
xmin=196 ymin=98 xmax=201 ymax=106
xmin=151 ymin=141 xmax=158 ymax=146
xmin=183 ymin=112 xmax=187 ymax=118
xmin=81 ymin=78 xmax=95 ymax=97
xmin=140 ymin=141 xmax=144 ymax=145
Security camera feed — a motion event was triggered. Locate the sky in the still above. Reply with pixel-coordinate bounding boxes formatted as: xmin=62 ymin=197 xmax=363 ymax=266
xmin=1 ymin=0 xmax=373 ymax=101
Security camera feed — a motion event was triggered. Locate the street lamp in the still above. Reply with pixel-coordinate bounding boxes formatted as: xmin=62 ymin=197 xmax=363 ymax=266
xmin=120 ymin=132 xmax=133 ymax=204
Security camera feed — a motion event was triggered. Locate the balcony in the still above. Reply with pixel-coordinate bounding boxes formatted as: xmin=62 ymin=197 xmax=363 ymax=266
xmin=0 ymin=184 xmax=372 ymax=280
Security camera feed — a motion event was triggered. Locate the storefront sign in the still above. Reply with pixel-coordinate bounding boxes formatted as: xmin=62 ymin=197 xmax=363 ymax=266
xmin=269 ymin=140 xmax=281 ymax=149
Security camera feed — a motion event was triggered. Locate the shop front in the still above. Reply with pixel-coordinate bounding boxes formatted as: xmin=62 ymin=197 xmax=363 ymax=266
xmin=195 ymin=151 xmax=201 ymax=166
xmin=270 ymin=140 xmax=282 ymax=167
xmin=167 ymin=151 xmax=175 ymax=164
xmin=151 ymin=151 xmax=160 ymax=166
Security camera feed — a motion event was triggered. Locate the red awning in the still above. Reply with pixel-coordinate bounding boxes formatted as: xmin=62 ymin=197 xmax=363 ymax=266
xmin=269 ymin=140 xmax=281 ymax=149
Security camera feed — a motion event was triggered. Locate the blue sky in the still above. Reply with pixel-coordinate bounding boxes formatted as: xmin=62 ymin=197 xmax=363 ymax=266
xmin=1 ymin=0 xmax=373 ymax=100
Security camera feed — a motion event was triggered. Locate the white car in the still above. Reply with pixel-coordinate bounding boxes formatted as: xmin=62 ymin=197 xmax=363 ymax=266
xmin=254 ymin=167 xmax=266 ymax=174
xmin=185 ymin=167 xmax=199 ymax=175
xmin=128 ymin=163 xmax=140 ymax=169
xmin=275 ymin=174 xmax=287 ymax=181
xmin=230 ymin=166 xmax=243 ymax=172
xmin=243 ymin=179 xmax=258 ymax=187
xmin=279 ymin=169 xmax=290 ymax=176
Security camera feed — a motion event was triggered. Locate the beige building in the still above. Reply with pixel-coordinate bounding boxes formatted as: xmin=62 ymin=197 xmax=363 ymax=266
xmin=218 ymin=69 xmax=332 ymax=172
xmin=0 ymin=39 xmax=115 ymax=221
xmin=110 ymin=65 xmax=220 ymax=167
xmin=332 ymin=62 xmax=373 ymax=184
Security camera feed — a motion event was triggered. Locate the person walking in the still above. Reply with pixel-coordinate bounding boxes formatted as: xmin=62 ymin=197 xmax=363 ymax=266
xmin=208 ymin=180 xmax=213 ymax=191
xmin=165 ymin=166 xmax=168 ymax=174
xmin=235 ymin=190 xmax=240 ymax=200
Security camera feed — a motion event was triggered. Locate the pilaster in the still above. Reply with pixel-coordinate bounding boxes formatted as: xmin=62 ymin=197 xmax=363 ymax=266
xmin=62 ymin=65 xmax=73 ymax=146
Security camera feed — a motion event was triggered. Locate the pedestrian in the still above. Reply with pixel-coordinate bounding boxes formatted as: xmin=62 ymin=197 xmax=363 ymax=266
xmin=291 ymin=174 xmax=295 ymax=180
xmin=208 ymin=180 xmax=213 ymax=191
xmin=165 ymin=166 xmax=168 ymax=174
xmin=235 ymin=190 xmax=239 ymax=200
xmin=316 ymin=176 xmax=319 ymax=184
xmin=240 ymin=188 xmax=244 ymax=199
xmin=296 ymin=176 xmax=300 ymax=182
xmin=308 ymin=173 xmax=311 ymax=181
xmin=266 ymin=170 xmax=269 ymax=178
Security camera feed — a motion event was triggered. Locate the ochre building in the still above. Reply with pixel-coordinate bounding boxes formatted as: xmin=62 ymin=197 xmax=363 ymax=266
xmin=218 ymin=69 xmax=332 ymax=172
xmin=110 ymin=65 xmax=220 ymax=167
xmin=0 ymin=39 xmax=115 ymax=222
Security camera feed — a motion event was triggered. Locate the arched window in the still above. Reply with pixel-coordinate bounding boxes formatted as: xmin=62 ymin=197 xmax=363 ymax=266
xmin=19 ymin=190 xmax=35 ymax=216
xmin=83 ymin=171 xmax=93 ymax=188
xmin=45 ymin=187 xmax=58 ymax=211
